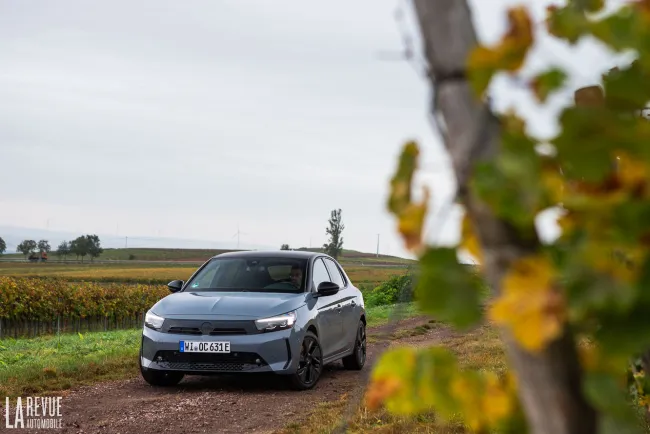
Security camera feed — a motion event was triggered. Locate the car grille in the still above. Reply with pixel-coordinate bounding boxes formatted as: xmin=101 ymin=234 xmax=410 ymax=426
xmin=168 ymin=327 xmax=201 ymax=335
xmin=166 ymin=327 xmax=248 ymax=336
xmin=153 ymin=350 xmax=266 ymax=372
xmin=163 ymin=319 xmax=258 ymax=335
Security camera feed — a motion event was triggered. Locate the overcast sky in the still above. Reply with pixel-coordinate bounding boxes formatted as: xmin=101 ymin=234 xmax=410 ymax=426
xmin=0 ymin=0 xmax=630 ymax=258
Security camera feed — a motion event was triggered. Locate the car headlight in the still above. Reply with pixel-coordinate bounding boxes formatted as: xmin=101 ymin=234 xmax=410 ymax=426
xmin=144 ymin=310 xmax=165 ymax=330
xmin=255 ymin=311 xmax=297 ymax=332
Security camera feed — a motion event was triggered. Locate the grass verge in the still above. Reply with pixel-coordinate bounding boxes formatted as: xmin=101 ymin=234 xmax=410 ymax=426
xmin=0 ymin=329 xmax=141 ymax=400
xmin=0 ymin=303 xmax=419 ymax=399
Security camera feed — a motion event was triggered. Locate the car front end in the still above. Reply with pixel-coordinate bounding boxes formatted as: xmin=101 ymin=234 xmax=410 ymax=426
xmin=140 ymin=305 xmax=306 ymax=376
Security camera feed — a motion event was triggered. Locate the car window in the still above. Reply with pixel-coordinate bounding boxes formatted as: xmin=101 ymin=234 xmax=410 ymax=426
xmin=323 ymin=258 xmax=345 ymax=288
xmin=192 ymin=262 xmax=219 ymax=288
xmin=185 ymin=257 xmax=307 ymax=293
xmin=311 ymin=258 xmax=331 ymax=291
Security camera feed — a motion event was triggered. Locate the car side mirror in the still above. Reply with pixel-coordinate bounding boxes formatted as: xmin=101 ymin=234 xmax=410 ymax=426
xmin=168 ymin=280 xmax=184 ymax=293
xmin=317 ymin=281 xmax=340 ymax=296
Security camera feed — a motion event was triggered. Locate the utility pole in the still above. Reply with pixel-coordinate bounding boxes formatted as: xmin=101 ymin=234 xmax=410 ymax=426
xmin=376 ymin=234 xmax=380 ymax=258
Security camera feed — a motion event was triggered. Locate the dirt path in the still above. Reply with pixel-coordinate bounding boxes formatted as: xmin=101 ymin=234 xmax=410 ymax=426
xmin=11 ymin=316 xmax=452 ymax=434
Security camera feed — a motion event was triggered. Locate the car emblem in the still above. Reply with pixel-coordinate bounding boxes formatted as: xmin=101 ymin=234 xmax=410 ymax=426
xmin=201 ymin=322 xmax=213 ymax=335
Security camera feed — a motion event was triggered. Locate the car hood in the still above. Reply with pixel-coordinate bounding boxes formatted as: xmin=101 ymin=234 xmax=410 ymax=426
xmin=151 ymin=291 xmax=309 ymax=319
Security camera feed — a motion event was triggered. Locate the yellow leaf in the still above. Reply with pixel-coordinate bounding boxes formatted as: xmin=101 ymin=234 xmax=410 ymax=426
xmin=396 ymin=188 xmax=429 ymax=253
xmin=461 ymin=213 xmax=483 ymax=265
xmin=450 ymin=375 xmax=484 ymax=432
xmin=482 ymin=372 xmax=516 ymax=426
xmin=388 ymin=141 xmax=430 ymax=254
xmin=467 ymin=6 xmax=534 ymax=94
xmin=488 ymin=255 xmax=566 ymax=352
xmin=616 ymin=151 xmax=648 ymax=191
xmin=388 ymin=141 xmax=420 ymax=215
xmin=541 ymin=165 xmax=566 ymax=204
xmin=582 ymin=241 xmax=646 ymax=284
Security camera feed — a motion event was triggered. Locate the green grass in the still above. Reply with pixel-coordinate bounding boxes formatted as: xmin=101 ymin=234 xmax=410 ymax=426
xmin=0 ymin=329 xmax=141 ymax=400
xmin=0 ymin=303 xmax=420 ymax=399
xmin=364 ymin=302 xmax=420 ymax=327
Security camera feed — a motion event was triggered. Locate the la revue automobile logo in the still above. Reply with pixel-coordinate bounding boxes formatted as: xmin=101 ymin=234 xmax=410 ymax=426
xmin=4 ymin=396 xmax=63 ymax=429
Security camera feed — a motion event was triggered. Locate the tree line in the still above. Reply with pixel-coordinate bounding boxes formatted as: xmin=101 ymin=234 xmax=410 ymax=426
xmin=0 ymin=235 xmax=104 ymax=262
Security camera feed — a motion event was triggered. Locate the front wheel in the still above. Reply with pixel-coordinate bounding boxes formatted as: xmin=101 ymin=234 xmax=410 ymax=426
xmin=287 ymin=331 xmax=323 ymax=390
xmin=342 ymin=320 xmax=366 ymax=370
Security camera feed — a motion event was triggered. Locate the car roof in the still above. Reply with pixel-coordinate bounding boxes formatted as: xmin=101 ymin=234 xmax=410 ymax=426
xmin=210 ymin=250 xmax=330 ymax=260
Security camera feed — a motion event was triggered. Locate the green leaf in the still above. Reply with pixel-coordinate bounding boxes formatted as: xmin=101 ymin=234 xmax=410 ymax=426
xmin=598 ymin=412 xmax=645 ymax=434
xmin=589 ymin=7 xmax=644 ymax=53
xmin=415 ymin=247 xmax=483 ymax=329
xmin=551 ymin=107 xmax=618 ymax=182
xmin=570 ymin=0 xmax=604 ymax=13
xmin=470 ymin=114 xmax=545 ymax=230
xmin=531 ymin=68 xmax=568 ymax=103
xmin=584 ymin=372 xmax=644 ymax=434
xmin=546 ymin=5 xmax=591 ymax=44
xmin=388 ymin=141 xmax=420 ymax=215
xmin=602 ymin=61 xmax=650 ymax=113
xmin=78 ymin=332 xmax=84 ymax=340
xmin=595 ymin=301 xmax=650 ymax=357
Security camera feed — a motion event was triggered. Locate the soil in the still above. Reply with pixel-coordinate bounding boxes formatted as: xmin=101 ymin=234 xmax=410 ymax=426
xmin=4 ymin=316 xmax=453 ymax=434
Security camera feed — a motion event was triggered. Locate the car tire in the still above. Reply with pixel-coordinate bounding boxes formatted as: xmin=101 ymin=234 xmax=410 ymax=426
xmin=287 ymin=331 xmax=323 ymax=390
xmin=342 ymin=320 xmax=366 ymax=370
xmin=139 ymin=348 xmax=184 ymax=387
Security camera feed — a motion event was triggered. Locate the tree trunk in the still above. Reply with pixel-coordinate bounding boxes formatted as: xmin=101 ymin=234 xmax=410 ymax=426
xmin=410 ymin=1 xmax=597 ymax=433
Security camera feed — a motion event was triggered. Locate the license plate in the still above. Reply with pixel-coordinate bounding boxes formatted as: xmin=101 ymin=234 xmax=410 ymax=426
xmin=179 ymin=341 xmax=230 ymax=353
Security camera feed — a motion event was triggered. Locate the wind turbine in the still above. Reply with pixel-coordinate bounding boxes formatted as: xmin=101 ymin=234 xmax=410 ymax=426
xmin=232 ymin=224 xmax=248 ymax=250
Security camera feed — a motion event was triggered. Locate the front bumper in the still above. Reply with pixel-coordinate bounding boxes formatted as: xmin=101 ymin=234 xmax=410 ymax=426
xmin=140 ymin=325 xmax=302 ymax=375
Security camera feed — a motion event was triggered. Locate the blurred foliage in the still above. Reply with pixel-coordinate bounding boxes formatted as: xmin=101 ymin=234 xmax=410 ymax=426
xmin=367 ymin=1 xmax=650 ymax=432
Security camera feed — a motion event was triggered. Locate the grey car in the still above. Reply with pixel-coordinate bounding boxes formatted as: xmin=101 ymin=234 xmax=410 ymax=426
xmin=139 ymin=250 xmax=367 ymax=390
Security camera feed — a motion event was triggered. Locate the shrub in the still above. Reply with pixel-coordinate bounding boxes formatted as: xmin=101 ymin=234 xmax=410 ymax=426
xmin=364 ymin=271 xmax=413 ymax=308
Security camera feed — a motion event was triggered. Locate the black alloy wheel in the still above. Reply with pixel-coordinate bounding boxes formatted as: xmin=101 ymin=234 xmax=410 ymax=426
xmin=288 ymin=331 xmax=323 ymax=390
xmin=342 ymin=320 xmax=366 ymax=370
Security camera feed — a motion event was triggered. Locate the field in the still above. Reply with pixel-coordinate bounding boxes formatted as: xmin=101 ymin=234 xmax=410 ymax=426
xmin=3 ymin=246 xmax=416 ymax=265
xmin=0 ymin=248 xmax=479 ymax=433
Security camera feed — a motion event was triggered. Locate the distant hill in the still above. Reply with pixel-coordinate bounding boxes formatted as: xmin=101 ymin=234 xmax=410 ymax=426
xmin=2 ymin=246 xmax=415 ymax=265
xmin=97 ymin=247 xmax=415 ymax=264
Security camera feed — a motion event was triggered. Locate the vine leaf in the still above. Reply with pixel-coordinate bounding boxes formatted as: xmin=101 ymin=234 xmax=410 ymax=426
xmin=416 ymin=247 xmax=484 ymax=329
xmin=488 ymin=254 xmax=567 ymax=352
xmin=366 ymin=345 xmax=519 ymax=433
xmin=467 ymin=6 xmax=534 ymax=95
xmin=387 ymin=141 xmax=429 ymax=253
xmin=531 ymin=68 xmax=567 ymax=103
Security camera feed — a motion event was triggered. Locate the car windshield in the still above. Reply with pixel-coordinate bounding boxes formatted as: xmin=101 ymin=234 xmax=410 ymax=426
xmin=184 ymin=257 xmax=308 ymax=293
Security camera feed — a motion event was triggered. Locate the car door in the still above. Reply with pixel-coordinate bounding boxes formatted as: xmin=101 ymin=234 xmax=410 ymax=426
xmin=311 ymin=257 xmax=343 ymax=358
xmin=324 ymin=258 xmax=358 ymax=352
